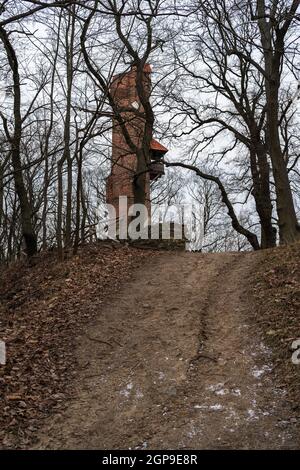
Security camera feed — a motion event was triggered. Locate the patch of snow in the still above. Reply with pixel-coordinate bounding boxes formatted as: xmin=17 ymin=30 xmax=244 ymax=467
xmin=207 ymin=383 xmax=227 ymax=393
xmin=186 ymin=420 xmax=200 ymax=438
xmin=252 ymin=369 xmax=264 ymax=378
xmin=209 ymin=404 xmax=223 ymax=411
xmin=187 ymin=429 xmax=196 ymax=438
xmin=247 ymin=409 xmax=258 ymax=420
xmin=194 ymin=404 xmax=208 ymax=410
xmin=207 ymin=383 xmax=224 ymax=391
xmin=207 ymin=383 xmax=230 ymax=396
xmin=252 ymin=364 xmax=272 ymax=378
xmin=120 ymin=381 xmax=134 ymax=398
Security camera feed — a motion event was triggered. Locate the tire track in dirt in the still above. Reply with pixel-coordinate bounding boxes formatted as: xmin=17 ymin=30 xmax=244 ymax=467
xmin=34 ymin=251 xmax=299 ymax=449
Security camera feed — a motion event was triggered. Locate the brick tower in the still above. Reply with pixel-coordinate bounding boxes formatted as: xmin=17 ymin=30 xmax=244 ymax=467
xmin=106 ymin=64 xmax=168 ymax=225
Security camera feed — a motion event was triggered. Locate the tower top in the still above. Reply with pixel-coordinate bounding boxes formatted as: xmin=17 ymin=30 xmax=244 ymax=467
xmin=111 ymin=63 xmax=152 ymax=82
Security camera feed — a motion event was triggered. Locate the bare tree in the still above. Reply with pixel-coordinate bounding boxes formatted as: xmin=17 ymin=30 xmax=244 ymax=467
xmin=80 ymin=0 xmax=166 ymax=206
xmin=196 ymin=0 xmax=300 ymax=244
xmin=0 ymin=25 xmax=37 ymax=256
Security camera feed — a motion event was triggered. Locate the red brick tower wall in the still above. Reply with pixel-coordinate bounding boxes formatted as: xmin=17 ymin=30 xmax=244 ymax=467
xmin=106 ymin=65 xmax=152 ymax=221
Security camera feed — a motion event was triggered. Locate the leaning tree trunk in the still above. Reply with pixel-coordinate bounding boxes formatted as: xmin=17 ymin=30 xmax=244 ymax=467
xmin=165 ymin=161 xmax=260 ymax=251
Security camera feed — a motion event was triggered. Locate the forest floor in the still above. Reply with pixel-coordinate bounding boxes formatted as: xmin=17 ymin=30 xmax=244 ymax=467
xmin=1 ymin=243 xmax=300 ymax=449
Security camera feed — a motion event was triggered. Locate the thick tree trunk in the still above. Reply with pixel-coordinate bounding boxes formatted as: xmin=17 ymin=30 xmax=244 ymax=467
xmin=265 ymin=80 xmax=299 ymax=243
xmin=256 ymin=3 xmax=300 ymax=244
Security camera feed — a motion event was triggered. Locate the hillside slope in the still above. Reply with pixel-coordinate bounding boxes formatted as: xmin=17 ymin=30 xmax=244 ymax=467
xmin=0 ymin=244 xmax=155 ymax=448
xmin=253 ymin=241 xmax=300 ymax=416
xmin=0 ymin=243 xmax=299 ymax=449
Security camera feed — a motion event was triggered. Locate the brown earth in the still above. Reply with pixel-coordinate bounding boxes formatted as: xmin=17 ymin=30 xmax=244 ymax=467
xmin=0 ymin=244 xmax=156 ymax=449
xmin=28 ymin=249 xmax=299 ymax=449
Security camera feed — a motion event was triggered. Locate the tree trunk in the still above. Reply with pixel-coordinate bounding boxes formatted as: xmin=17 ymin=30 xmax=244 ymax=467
xmin=73 ymin=142 xmax=83 ymax=254
xmin=250 ymin=144 xmax=276 ymax=249
xmin=132 ymin=64 xmax=154 ymax=208
xmin=257 ymin=4 xmax=300 ymax=244
xmin=56 ymin=8 xmax=75 ymax=258
xmin=133 ymin=149 xmax=148 ymax=206
xmin=42 ymin=12 xmax=61 ymax=251
xmin=0 ymin=26 xmax=37 ymax=257
xmin=265 ymin=79 xmax=299 ymax=243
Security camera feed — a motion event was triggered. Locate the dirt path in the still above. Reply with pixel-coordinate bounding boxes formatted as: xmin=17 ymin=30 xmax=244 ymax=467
xmin=35 ymin=251 xmax=299 ymax=450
